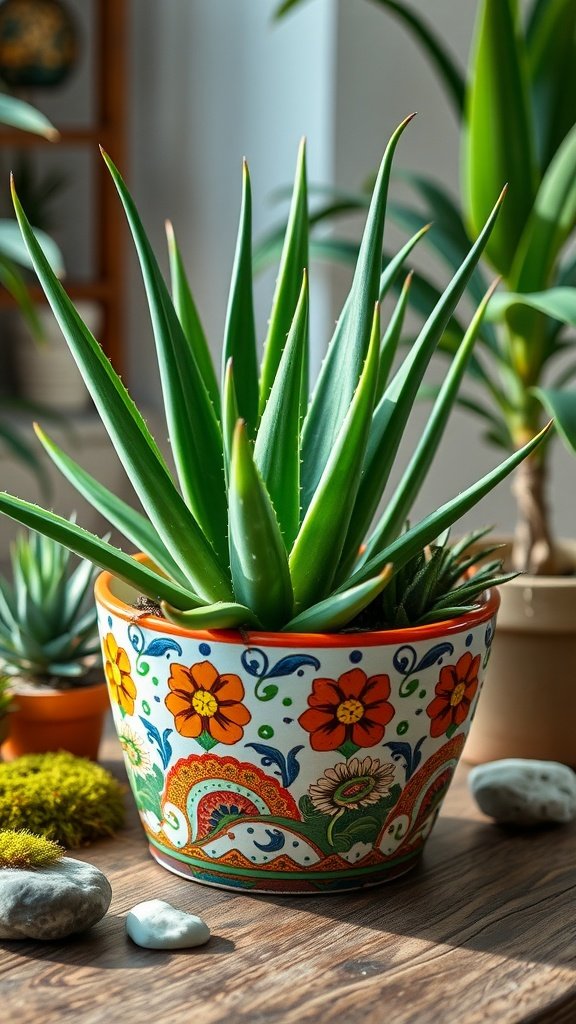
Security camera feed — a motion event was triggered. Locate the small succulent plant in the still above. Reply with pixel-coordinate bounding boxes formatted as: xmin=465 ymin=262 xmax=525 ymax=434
xmin=0 ymin=119 xmax=547 ymax=633
xmin=0 ymin=530 xmax=101 ymax=687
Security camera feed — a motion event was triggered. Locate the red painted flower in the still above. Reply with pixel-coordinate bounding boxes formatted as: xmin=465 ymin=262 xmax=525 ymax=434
xmin=298 ymin=668 xmax=395 ymax=751
xmin=426 ymin=651 xmax=481 ymax=738
xmin=165 ymin=660 xmax=251 ymax=744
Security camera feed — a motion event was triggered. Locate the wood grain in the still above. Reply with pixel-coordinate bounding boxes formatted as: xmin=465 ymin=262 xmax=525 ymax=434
xmin=1 ymin=719 xmax=575 ymax=1024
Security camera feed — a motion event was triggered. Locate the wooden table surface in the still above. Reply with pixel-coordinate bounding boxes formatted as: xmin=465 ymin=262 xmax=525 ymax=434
xmin=1 ymin=719 xmax=575 ymax=1024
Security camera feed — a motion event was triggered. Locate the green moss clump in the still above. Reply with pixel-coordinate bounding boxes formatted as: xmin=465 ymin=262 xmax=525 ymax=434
xmin=0 ymin=752 xmax=125 ymax=847
xmin=0 ymin=829 xmax=64 ymax=868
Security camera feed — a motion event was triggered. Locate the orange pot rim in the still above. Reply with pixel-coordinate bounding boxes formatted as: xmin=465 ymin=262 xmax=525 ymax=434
xmin=95 ymin=567 xmax=500 ymax=649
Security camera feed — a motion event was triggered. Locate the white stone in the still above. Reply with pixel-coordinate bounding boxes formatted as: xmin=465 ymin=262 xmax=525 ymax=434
xmin=126 ymin=899 xmax=211 ymax=950
xmin=0 ymin=857 xmax=111 ymax=940
xmin=469 ymin=758 xmax=576 ymax=826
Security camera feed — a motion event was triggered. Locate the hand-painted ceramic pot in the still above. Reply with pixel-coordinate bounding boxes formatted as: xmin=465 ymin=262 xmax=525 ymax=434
xmin=95 ymin=570 xmax=499 ymax=894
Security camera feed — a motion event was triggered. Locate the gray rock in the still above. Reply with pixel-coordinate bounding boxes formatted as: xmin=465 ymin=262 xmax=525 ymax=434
xmin=126 ymin=899 xmax=210 ymax=950
xmin=469 ymin=758 xmax=576 ymax=826
xmin=0 ymin=857 xmax=112 ymax=940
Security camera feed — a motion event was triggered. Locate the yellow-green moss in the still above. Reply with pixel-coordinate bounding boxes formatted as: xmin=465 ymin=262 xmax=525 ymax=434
xmin=0 ymin=752 xmax=125 ymax=847
xmin=0 ymin=829 xmax=64 ymax=868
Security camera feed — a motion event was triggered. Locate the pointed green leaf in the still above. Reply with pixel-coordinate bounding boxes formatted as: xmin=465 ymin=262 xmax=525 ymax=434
xmin=463 ymin=0 xmax=536 ymax=275
xmin=532 ymin=387 xmax=576 ymax=454
xmin=282 ymin=566 xmax=393 ymax=634
xmin=342 ymin=423 xmax=552 ymax=591
xmin=228 ymin=421 xmax=294 ymax=629
xmin=166 ymin=220 xmax=220 ymax=417
xmin=259 ymin=139 xmax=308 ymax=418
xmin=33 ymin=424 xmax=189 ymax=587
xmin=301 ymin=114 xmax=414 ymax=515
xmin=11 ymin=177 xmax=232 ymax=604
xmin=0 ymin=494 xmax=205 ymax=610
xmin=222 ymin=358 xmax=240 ymax=489
xmin=364 ymin=279 xmax=501 ymax=558
xmin=0 ymin=219 xmax=64 ymax=276
xmin=101 ymin=151 xmax=228 ymax=565
xmin=222 ymin=161 xmax=259 ymax=437
xmin=161 ymin=601 xmax=260 ymax=630
xmin=290 ymin=304 xmax=380 ymax=611
xmin=376 ymin=271 xmax=411 ymax=400
xmin=0 ymin=94 xmax=57 ymax=138
xmin=488 ymin=287 xmax=576 ymax=328
xmin=526 ymin=0 xmax=576 ymax=172
xmin=255 ymin=271 xmax=308 ymax=548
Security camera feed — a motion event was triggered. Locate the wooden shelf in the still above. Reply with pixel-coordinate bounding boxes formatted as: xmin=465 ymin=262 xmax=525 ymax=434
xmin=1 ymin=0 xmax=127 ymax=374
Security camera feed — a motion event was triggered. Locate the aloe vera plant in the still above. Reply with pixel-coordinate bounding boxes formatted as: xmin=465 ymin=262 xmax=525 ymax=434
xmin=276 ymin=0 xmax=576 ymax=576
xmin=0 ymin=119 xmax=547 ymax=632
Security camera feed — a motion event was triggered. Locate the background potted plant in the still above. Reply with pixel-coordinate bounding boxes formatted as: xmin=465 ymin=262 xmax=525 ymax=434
xmin=276 ymin=0 xmax=576 ymax=766
xmin=0 ymin=528 xmax=108 ymax=761
xmin=0 ymin=120 xmax=546 ymax=892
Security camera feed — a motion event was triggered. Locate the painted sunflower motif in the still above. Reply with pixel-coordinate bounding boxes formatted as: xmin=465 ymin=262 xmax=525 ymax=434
xmin=309 ymin=757 xmax=397 ymax=816
xmin=298 ymin=668 xmax=395 ymax=751
xmin=165 ymin=660 xmax=251 ymax=745
xmin=103 ymin=632 xmax=137 ymax=716
xmin=118 ymin=725 xmax=151 ymax=776
xmin=426 ymin=651 xmax=481 ymax=738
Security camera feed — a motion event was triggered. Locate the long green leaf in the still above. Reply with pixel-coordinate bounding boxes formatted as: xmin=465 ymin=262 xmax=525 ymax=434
xmin=11 ymin=177 xmax=233 ymax=604
xmin=222 ymin=358 xmax=240 ymax=489
xmin=338 ymin=189 xmax=506 ymax=577
xmin=0 ymin=94 xmax=57 ymax=138
xmin=0 ymin=219 xmax=64 ymax=276
xmin=166 ymin=220 xmax=220 ymax=417
xmin=255 ymin=272 xmax=308 ymax=549
xmin=282 ymin=566 xmax=393 ymax=633
xmin=33 ymin=424 xmax=189 ymax=587
xmin=342 ymin=424 xmax=552 ymax=591
xmin=300 ymin=114 xmax=414 ymax=516
xmin=228 ymin=421 xmax=294 ymax=629
xmin=222 ymin=161 xmax=259 ymax=436
xmin=0 ymin=494 xmax=204 ymax=610
xmin=376 ymin=271 xmax=411 ymax=401
xmin=526 ymin=0 xmax=576 ymax=172
xmin=290 ymin=304 xmax=380 ymax=612
xmin=102 ymin=151 xmax=229 ymax=564
xmin=161 ymin=602 xmax=260 ymax=630
xmin=362 ymin=279 xmax=501 ymax=562
xmin=488 ymin=287 xmax=576 ymax=328
xmin=532 ymin=387 xmax=576 ymax=454
xmin=259 ymin=139 xmax=308 ymax=418
xmin=463 ymin=0 xmax=536 ymax=276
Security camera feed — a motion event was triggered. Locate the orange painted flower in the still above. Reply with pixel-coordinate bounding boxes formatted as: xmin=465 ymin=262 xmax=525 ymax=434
xmin=103 ymin=632 xmax=137 ymax=716
xmin=298 ymin=668 xmax=395 ymax=752
xmin=165 ymin=660 xmax=251 ymax=745
xmin=426 ymin=651 xmax=481 ymax=738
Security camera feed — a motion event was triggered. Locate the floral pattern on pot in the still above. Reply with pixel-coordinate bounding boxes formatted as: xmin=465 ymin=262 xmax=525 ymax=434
xmin=96 ymin=578 xmax=498 ymax=893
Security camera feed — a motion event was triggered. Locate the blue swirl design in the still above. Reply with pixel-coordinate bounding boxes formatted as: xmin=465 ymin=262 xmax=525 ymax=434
xmin=245 ymin=742 xmax=304 ymax=788
xmin=139 ymin=716 xmax=173 ymax=770
xmin=253 ymin=829 xmax=286 ymax=853
xmin=128 ymin=624 xmax=183 ymax=677
xmin=393 ymin=641 xmax=455 ymax=680
xmin=241 ymin=647 xmax=321 ymax=702
xmin=385 ymin=737 xmax=426 ymax=780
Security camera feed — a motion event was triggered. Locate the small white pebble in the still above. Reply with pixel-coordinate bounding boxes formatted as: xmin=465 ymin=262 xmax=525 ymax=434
xmin=126 ymin=899 xmax=211 ymax=950
xmin=469 ymin=758 xmax=576 ymax=826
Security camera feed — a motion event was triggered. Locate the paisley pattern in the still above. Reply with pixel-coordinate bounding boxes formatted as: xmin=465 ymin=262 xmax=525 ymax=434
xmin=97 ymin=602 xmax=497 ymax=893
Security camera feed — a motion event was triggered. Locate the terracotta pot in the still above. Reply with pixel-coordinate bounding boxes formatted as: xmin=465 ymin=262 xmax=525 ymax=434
xmin=464 ymin=539 xmax=576 ymax=767
xmin=1 ymin=680 xmax=109 ymax=761
xmin=96 ymin=569 xmax=499 ymax=894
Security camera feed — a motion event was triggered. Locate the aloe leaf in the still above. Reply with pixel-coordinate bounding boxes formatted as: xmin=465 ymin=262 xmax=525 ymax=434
xmin=33 ymin=424 xmax=189 ymax=587
xmin=161 ymin=601 xmax=260 ymax=629
xmin=0 ymin=494 xmax=205 ymax=610
xmin=338 ymin=190 xmax=505 ymax=577
xmin=255 ymin=272 xmax=308 ymax=548
xmin=0 ymin=255 xmax=43 ymax=341
xmin=290 ymin=304 xmax=380 ymax=611
xmin=488 ymin=288 xmax=576 ymax=328
xmin=11 ymin=179 xmax=232 ymax=604
xmin=463 ymin=0 xmax=536 ymax=276
xmin=532 ymin=387 xmax=576 ymax=454
xmin=300 ymin=114 xmax=414 ymax=515
xmin=342 ymin=424 xmax=552 ymax=591
xmin=259 ymin=139 xmax=308 ymax=419
xmin=222 ymin=161 xmax=259 ymax=437
xmin=0 ymin=219 xmax=64 ymax=276
xmin=282 ymin=566 xmax=393 ymax=634
xmin=510 ymin=124 xmax=576 ymax=293
xmin=526 ymin=0 xmax=576 ymax=172
xmin=363 ymin=279 xmax=501 ymax=558
xmin=101 ymin=151 xmax=228 ymax=565
xmin=228 ymin=421 xmax=294 ymax=629
xmin=166 ymin=220 xmax=220 ymax=417
xmin=0 ymin=94 xmax=57 ymax=138
xmin=376 ymin=271 xmax=411 ymax=400
xmin=222 ymin=358 xmax=240 ymax=489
